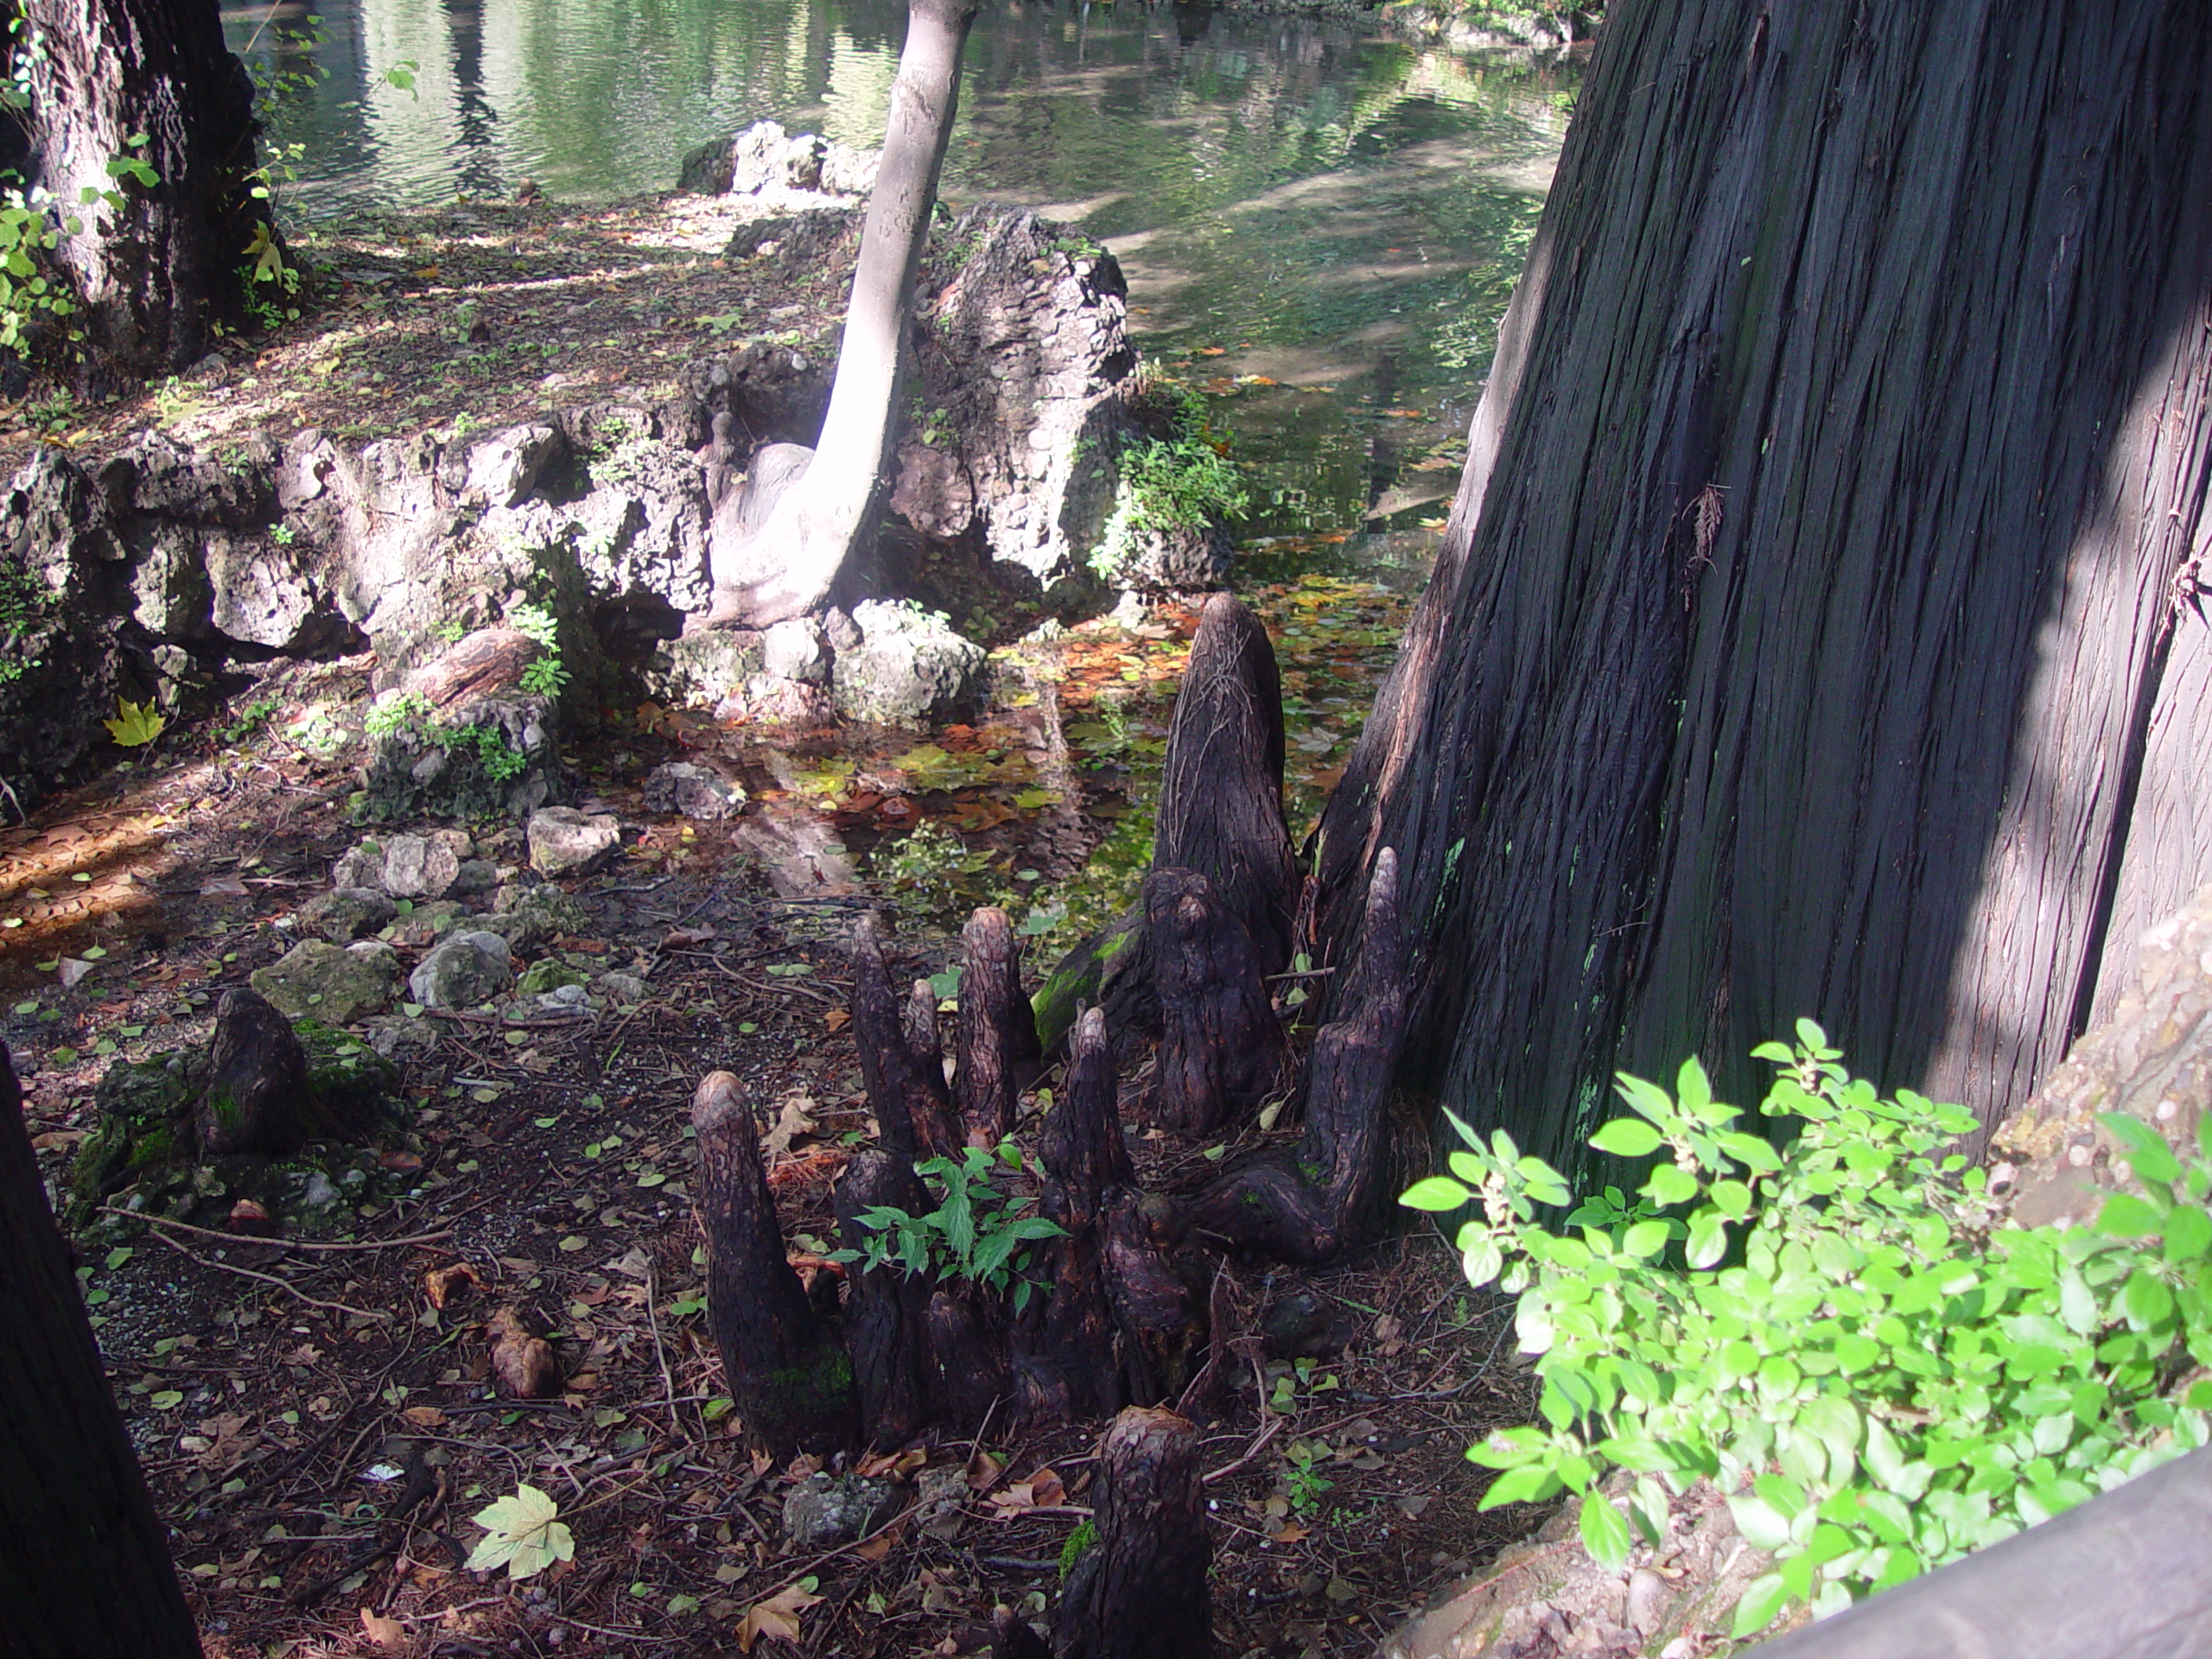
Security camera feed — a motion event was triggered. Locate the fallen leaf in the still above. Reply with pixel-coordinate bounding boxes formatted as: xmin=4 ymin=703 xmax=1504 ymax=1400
xmin=761 ymin=1095 xmax=818 ymax=1159
xmin=853 ymin=1531 xmax=895 ymax=1562
xmin=199 ymin=874 xmax=249 ymax=897
xmin=823 ymin=1008 xmax=850 ymax=1033
xmin=423 ymin=1262 xmax=483 ymax=1310
xmin=402 ymin=1404 xmax=448 ymax=1428
xmin=360 ymin=1607 xmax=407 ymax=1649
xmin=378 ymin=1149 xmax=423 ymax=1172
xmin=56 ymin=957 xmax=94 ymax=988
xmin=486 ymin=1307 xmax=558 ymax=1400
xmin=465 ymin=1483 xmax=574 ymax=1580
xmin=1269 ymin=1521 xmax=1312 ymax=1544
xmin=966 ymin=1448 xmax=1005 ymax=1491
xmin=736 ymin=1582 xmax=823 ymax=1653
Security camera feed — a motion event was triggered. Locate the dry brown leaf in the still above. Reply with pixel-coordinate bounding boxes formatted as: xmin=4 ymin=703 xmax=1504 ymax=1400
xmin=735 ymin=1583 xmax=822 ymax=1653
xmin=401 ymin=1405 xmax=448 ymax=1428
xmin=1269 ymin=1521 xmax=1312 ymax=1544
xmin=965 ymin=1448 xmax=1005 ymax=1491
xmin=853 ymin=1530 xmax=896 ymax=1563
xmin=423 ymin=1262 xmax=483 ymax=1311
xmin=486 ymin=1307 xmax=558 ymax=1400
xmin=359 ymin=1606 xmax=407 ymax=1649
xmin=761 ymin=1095 xmax=818 ymax=1160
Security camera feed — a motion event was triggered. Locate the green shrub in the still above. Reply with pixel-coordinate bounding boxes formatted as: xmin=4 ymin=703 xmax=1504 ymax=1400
xmin=1404 ymin=1020 xmax=2212 ymax=1637
xmin=1093 ymin=382 xmax=1248 ymax=580
xmin=830 ymin=1142 xmax=1065 ymax=1311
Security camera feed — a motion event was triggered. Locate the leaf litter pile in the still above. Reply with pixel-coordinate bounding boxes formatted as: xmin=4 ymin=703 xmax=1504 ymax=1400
xmin=3 ymin=499 xmax=1558 ymax=1650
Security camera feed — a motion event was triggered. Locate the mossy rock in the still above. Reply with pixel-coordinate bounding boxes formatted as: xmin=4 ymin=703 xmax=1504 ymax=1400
xmin=516 ymin=958 xmax=588 ymax=995
xmin=69 ymin=1058 xmax=201 ymax=1223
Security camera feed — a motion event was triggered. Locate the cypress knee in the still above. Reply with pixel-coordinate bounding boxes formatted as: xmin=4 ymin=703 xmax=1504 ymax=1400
xmin=957 ymin=906 xmax=1041 ymax=1144
xmin=1055 ymin=1408 xmax=1211 ymax=1659
xmin=835 ymin=1148 xmax=933 ymax=1447
xmin=1144 ymin=868 xmax=1291 ymax=1136
xmin=851 ymin=912 xmax=961 ymax=1160
xmin=692 ymin=1071 xmax=856 ymax=1455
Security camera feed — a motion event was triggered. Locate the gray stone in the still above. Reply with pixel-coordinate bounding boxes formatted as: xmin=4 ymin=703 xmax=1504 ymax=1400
xmin=1993 ymin=884 xmax=2212 ymax=1229
xmin=484 ymin=884 xmax=588 ymax=954
xmin=331 ymin=841 xmax=385 ymax=891
xmin=448 ymin=858 xmax=499 ymax=897
xmin=378 ymin=832 xmax=463 ymax=899
xmin=249 ymin=938 xmax=404 ymax=1025
xmin=832 ymin=601 xmax=987 ymax=726
xmin=642 ymin=761 xmax=744 ymax=821
xmin=595 ymin=970 xmax=648 ymax=1004
xmin=639 ymin=630 xmax=764 ymax=712
xmin=301 ymin=1171 xmax=340 ymax=1211
xmin=299 ymin=886 xmax=398 ymax=944
xmin=780 ymin=1473 xmax=902 ymax=1550
xmin=464 ymin=424 xmax=563 ymax=507
xmin=527 ymin=806 xmax=620 ymax=877
xmin=408 ymin=930 xmax=513 ymax=1011
xmin=762 ymin=616 xmax=831 ymax=684
xmin=535 ymin=983 xmax=593 ymax=1014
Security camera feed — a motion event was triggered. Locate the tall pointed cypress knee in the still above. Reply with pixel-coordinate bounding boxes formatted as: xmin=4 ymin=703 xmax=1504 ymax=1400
xmin=1190 ymin=848 xmax=1409 ymax=1263
xmin=1145 ymin=868 xmax=1291 ymax=1136
xmin=692 ymin=1071 xmax=856 ymax=1456
xmin=1152 ymin=593 xmax=1297 ymax=977
xmin=957 ymin=906 xmax=1040 ymax=1144
xmin=1056 ymin=1408 xmax=1211 ymax=1659
xmin=0 ymin=1041 xmax=202 ymax=1659
xmin=1021 ymin=1008 xmax=1130 ymax=1419
xmin=851 ymin=912 xmax=961 ymax=1160
xmin=836 ymin=1148 xmax=933 ymax=1448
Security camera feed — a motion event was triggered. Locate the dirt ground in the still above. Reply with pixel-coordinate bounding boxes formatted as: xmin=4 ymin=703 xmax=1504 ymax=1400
xmin=0 ymin=179 xmax=1565 ymax=1656
xmin=5 ymin=717 xmax=1541 ymax=1658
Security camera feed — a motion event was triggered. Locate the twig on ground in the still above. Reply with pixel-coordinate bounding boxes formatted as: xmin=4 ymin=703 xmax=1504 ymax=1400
xmin=130 ymin=1223 xmax=391 ymax=1319
xmin=99 ymin=1205 xmax=454 ymax=1253
xmin=1201 ymin=1415 xmax=1284 ymax=1485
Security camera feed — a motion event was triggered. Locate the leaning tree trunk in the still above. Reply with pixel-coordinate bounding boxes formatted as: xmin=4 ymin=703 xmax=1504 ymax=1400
xmin=701 ymin=0 xmax=981 ymax=626
xmin=0 ymin=1042 xmax=203 ymax=1658
xmin=22 ymin=0 xmax=263 ymax=385
xmin=1313 ymin=0 xmax=2212 ymax=1179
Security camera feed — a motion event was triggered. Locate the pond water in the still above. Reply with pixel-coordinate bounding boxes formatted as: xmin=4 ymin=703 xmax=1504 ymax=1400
xmin=224 ymin=0 xmax=1573 ymax=557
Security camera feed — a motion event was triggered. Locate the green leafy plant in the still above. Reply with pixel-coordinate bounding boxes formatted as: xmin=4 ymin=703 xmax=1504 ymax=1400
xmin=1093 ymin=379 xmax=1249 ymax=581
xmin=1404 ymin=1020 xmax=2212 ymax=1637
xmin=507 ymin=601 xmax=572 ymax=699
xmin=830 ymin=1142 xmax=1065 ymax=1311
xmin=216 ymin=695 xmax=281 ymax=745
xmin=464 ymin=1483 xmax=575 ymax=1580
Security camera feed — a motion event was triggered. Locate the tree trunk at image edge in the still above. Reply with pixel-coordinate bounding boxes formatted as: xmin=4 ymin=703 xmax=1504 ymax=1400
xmin=702 ymin=0 xmax=981 ymax=626
xmin=1313 ymin=0 xmax=2212 ymax=1179
xmin=20 ymin=0 xmax=263 ymax=385
xmin=0 ymin=1041 xmax=202 ymax=1657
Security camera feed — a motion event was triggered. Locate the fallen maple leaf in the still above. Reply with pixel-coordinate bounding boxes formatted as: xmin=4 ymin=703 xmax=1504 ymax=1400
xmin=736 ymin=1581 xmax=823 ymax=1652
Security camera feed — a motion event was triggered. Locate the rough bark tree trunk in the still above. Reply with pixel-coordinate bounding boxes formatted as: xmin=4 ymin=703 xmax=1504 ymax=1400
xmin=1313 ymin=0 xmax=2212 ymax=1178
xmin=957 ymin=906 xmax=1042 ymax=1145
xmin=691 ymin=1071 xmax=857 ymax=1457
xmin=0 ymin=1040 xmax=203 ymax=1658
xmin=21 ymin=0 xmax=262 ymax=385
xmin=702 ymin=0 xmax=981 ymax=626
xmin=1144 ymin=868 xmax=1292 ymax=1138
xmin=1054 ymin=1408 xmax=1211 ymax=1659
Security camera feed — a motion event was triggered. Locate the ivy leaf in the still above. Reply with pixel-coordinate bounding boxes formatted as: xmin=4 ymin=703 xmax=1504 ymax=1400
xmin=464 ymin=1484 xmax=575 ymax=1580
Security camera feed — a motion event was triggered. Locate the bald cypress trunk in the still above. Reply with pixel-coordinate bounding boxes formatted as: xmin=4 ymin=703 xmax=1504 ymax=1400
xmin=21 ymin=0 xmax=263 ymax=385
xmin=0 ymin=1042 xmax=202 ymax=1657
xmin=1315 ymin=0 xmax=2212 ymax=1177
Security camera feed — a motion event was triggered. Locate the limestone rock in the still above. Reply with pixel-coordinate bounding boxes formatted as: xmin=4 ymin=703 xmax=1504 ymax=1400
xmin=832 ymin=601 xmax=987 ymax=726
xmin=527 ymin=806 xmax=621 ymax=877
xmin=781 ymin=1473 xmax=901 ymax=1550
xmin=762 ymin=616 xmax=831 ymax=684
xmin=1992 ymin=884 xmax=2212 ymax=1229
xmin=642 ymin=761 xmax=744 ymax=821
xmin=485 ymin=884 xmax=588 ymax=954
xmin=640 ymin=630 xmax=764 ymax=713
xmin=408 ymin=930 xmax=514 ymax=1011
xmin=378 ymin=831 xmax=462 ymax=899
xmin=250 ymin=939 xmax=404 ymax=1025
xmin=299 ymin=886 xmax=398 ymax=943
xmin=449 ymin=858 xmax=499 ymax=897
xmin=464 ymin=424 xmax=563 ymax=507
xmin=595 ymin=969 xmax=648 ymax=1004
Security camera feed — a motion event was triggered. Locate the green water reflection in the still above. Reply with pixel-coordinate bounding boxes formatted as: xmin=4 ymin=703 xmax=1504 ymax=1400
xmin=225 ymin=0 xmax=1572 ymax=543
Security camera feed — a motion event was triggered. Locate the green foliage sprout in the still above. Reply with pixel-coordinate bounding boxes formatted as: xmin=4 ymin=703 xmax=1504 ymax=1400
xmin=1093 ymin=382 xmax=1249 ymax=581
xmin=830 ymin=1142 xmax=1065 ymax=1311
xmin=506 ymin=601 xmax=572 ymax=699
xmin=364 ymin=690 xmax=528 ymax=781
xmin=1403 ymin=1020 xmax=2212 ymax=1638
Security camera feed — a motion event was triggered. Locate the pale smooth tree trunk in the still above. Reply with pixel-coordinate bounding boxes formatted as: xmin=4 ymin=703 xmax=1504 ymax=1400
xmin=702 ymin=0 xmax=981 ymax=626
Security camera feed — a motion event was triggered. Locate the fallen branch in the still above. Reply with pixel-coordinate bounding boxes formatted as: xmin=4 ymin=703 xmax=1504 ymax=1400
xmin=129 ymin=1223 xmax=391 ymax=1319
xmin=99 ymin=1205 xmax=454 ymax=1254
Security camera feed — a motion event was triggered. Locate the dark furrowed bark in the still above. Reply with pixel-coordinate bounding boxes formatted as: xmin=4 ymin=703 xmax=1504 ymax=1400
xmin=1020 ymin=1008 xmax=1130 ymax=1420
xmin=957 ymin=906 xmax=1042 ymax=1144
xmin=1054 ymin=1408 xmax=1211 ymax=1659
xmin=1144 ymin=868 xmax=1292 ymax=1137
xmin=692 ymin=1072 xmax=856 ymax=1456
xmin=1103 ymin=1191 xmax=1207 ymax=1405
xmin=0 ymin=1040 xmax=203 ymax=1657
xmin=1191 ymin=849 xmax=1408 ymax=1262
xmin=193 ymin=987 xmax=308 ymax=1157
xmin=835 ymin=1148 xmax=934 ymax=1448
xmin=1313 ymin=0 xmax=2212 ymax=1179
xmin=1153 ymin=594 xmax=1297 ymax=978
xmin=850 ymin=912 xmax=962 ymax=1161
